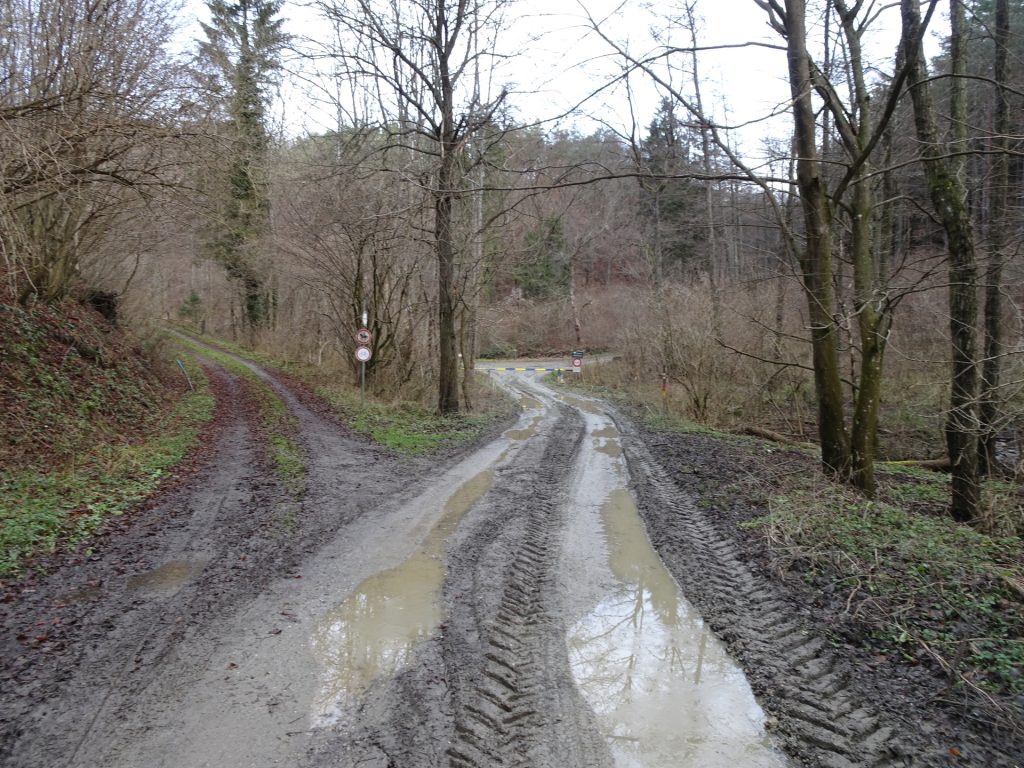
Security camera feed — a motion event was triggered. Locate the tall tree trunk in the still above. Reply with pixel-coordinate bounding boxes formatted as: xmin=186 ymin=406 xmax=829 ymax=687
xmin=901 ymin=0 xmax=980 ymax=522
xmin=834 ymin=0 xmax=893 ymax=495
xmin=436 ymin=150 xmax=460 ymax=415
xmin=849 ymin=172 xmax=892 ymax=495
xmin=979 ymin=0 xmax=1010 ymax=476
xmin=785 ymin=0 xmax=851 ymax=478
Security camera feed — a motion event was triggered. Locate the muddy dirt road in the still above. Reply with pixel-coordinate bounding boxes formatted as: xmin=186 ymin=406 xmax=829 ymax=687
xmin=1 ymin=353 xmax=1017 ymax=767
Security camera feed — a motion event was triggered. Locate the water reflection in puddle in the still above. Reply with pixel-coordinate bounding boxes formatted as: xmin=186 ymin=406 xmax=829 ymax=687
xmin=569 ymin=490 xmax=788 ymax=768
xmin=595 ymin=440 xmax=623 ymax=458
xmin=561 ymin=393 xmax=603 ymax=414
xmin=311 ymin=468 xmax=494 ymax=724
xmin=505 ymin=415 xmax=543 ymax=441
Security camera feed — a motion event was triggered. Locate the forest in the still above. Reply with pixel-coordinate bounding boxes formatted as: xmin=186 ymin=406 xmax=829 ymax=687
xmin=3 ymin=0 xmax=1024 ymax=530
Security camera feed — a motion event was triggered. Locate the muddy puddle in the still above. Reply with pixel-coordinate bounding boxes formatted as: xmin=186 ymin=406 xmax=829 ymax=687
xmin=559 ymin=392 xmax=604 ymax=414
xmin=568 ymin=488 xmax=787 ymax=767
xmin=543 ymin=381 xmax=789 ymax=768
xmin=311 ymin=468 xmax=495 ymax=724
xmin=505 ymin=415 xmax=543 ymax=441
xmin=127 ymin=559 xmax=207 ymax=596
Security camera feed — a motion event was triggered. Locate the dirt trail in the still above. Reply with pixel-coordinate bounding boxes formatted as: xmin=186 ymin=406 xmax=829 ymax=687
xmin=3 ymin=353 xmax=1016 ymax=767
xmin=0 ymin=365 xmax=290 ymax=767
xmin=0 ymin=347 xmax=439 ymax=768
xmin=311 ymin=371 xmax=791 ymax=768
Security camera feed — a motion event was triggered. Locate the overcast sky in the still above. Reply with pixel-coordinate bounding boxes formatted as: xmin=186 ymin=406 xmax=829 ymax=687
xmin=177 ymin=0 xmax=948 ymax=158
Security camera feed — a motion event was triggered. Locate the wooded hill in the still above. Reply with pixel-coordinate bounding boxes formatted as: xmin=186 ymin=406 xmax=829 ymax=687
xmin=3 ymin=0 xmax=1024 ymax=527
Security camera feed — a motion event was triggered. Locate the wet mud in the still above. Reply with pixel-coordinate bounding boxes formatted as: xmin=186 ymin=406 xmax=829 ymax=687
xmin=3 ymin=353 xmax=1019 ymax=768
xmin=617 ymin=417 xmax=1024 ymax=768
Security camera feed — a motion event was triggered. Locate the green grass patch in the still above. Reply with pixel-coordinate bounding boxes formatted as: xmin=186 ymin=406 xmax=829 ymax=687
xmin=877 ymin=469 xmax=950 ymax=507
xmin=0 ymin=361 xmax=215 ymax=577
xmin=317 ymin=385 xmax=498 ymax=455
xmin=744 ymin=482 xmax=1024 ymax=698
xmin=268 ymin=434 xmax=305 ymax=496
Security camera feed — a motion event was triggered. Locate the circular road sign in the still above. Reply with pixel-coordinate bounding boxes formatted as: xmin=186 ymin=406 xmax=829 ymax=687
xmin=355 ymin=327 xmax=372 ymax=344
xmin=355 ymin=345 xmax=372 ymax=363
xmin=571 ymin=357 xmax=582 ymax=368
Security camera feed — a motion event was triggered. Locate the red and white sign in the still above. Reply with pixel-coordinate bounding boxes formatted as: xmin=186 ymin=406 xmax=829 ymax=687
xmin=355 ymin=327 xmax=372 ymax=345
xmin=571 ymin=357 xmax=582 ymax=368
xmin=355 ymin=345 xmax=372 ymax=363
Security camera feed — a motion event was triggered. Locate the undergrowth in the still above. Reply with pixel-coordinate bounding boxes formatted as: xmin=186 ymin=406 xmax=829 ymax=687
xmin=0 ymin=358 xmax=214 ymax=577
xmin=2 ymin=296 xmax=169 ymax=469
xmin=743 ymin=478 xmax=1024 ymax=708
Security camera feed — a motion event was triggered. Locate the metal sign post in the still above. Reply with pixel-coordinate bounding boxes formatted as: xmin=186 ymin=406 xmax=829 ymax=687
xmin=571 ymin=350 xmax=584 ymax=374
xmin=355 ymin=319 xmax=373 ymax=405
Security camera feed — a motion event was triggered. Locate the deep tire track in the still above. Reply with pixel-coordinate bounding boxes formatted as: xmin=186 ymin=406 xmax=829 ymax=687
xmin=443 ymin=405 xmax=613 ymax=768
xmin=616 ymin=419 xmax=921 ymax=768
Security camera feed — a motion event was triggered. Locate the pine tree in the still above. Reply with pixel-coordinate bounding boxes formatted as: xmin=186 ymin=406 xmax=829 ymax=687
xmin=199 ymin=0 xmax=288 ymax=328
xmin=640 ymin=99 xmax=705 ymax=278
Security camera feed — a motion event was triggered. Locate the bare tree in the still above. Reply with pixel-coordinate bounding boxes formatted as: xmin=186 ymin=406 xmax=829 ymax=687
xmin=0 ymin=0 xmax=186 ymax=304
xmin=588 ymin=1 xmax=926 ymax=494
xmin=313 ymin=0 xmax=511 ymax=413
xmin=274 ymin=133 xmax=427 ymax=386
xmin=900 ymin=0 xmax=982 ymax=522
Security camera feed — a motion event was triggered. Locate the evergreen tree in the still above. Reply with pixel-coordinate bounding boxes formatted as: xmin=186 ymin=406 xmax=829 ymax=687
xmin=199 ymin=0 xmax=288 ymax=328
xmin=516 ymin=217 xmax=570 ymax=300
xmin=640 ymin=99 xmax=705 ymax=277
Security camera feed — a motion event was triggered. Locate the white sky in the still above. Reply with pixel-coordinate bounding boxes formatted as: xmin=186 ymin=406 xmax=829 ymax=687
xmin=175 ymin=0 xmax=948 ymax=158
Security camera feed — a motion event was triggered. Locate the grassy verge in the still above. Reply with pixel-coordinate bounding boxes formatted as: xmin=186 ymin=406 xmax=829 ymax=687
xmin=741 ymin=472 xmax=1024 ymax=707
xmin=175 ymin=337 xmax=305 ymax=496
xmin=173 ymin=326 xmax=513 ymax=457
xmin=0 ymin=358 xmax=215 ymax=577
xmin=315 ymin=384 xmax=503 ymax=455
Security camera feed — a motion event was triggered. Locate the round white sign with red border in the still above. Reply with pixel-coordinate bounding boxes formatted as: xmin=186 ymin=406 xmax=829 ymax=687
xmin=571 ymin=357 xmax=582 ymax=368
xmin=355 ymin=327 xmax=372 ymax=344
xmin=355 ymin=345 xmax=372 ymax=362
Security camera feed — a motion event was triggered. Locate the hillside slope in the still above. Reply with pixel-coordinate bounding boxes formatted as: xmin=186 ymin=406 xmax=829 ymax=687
xmin=1 ymin=290 xmax=213 ymax=576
